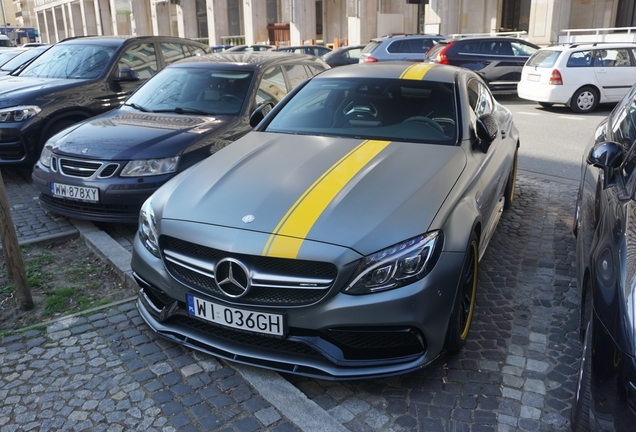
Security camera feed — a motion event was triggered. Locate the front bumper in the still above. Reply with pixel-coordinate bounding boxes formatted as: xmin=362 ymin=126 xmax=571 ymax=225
xmin=131 ymin=227 xmax=466 ymax=380
xmin=32 ymin=160 xmax=174 ymax=223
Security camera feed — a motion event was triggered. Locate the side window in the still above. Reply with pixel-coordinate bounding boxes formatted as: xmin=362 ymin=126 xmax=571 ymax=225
xmin=306 ymin=64 xmax=325 ymax=76
xmin=160 ymin=42 xmax=187 ymax=66
xmin=256 ymin=66 xmax=288 ymax=105
xmin=408 ymin=38 xmax=433 ymax=53
xmin=187 ymin=45 xmax=208 ymax=57
xmin=118 ymin=43 xmax=157 ymax=79
xmin=387 ymin=40 xmax=403 ymax=54
xmin=344 ymin=48 xmax=362 ymax=61
xmin=480 ymin=41 xmax=513 ymax=56
xmin=595 ymin=48 xmax=633 ymax=67
xmin=467 ymin=79 xmax=494 ymax=118
xmin=567 ymin=50 xmax=593 ymax=67
xmin=285 ymin=64 xmax=310 ymax=88
xmin=458 ymin=41 xmax=479 ymax=54
xmin=511 ymin=41 xmax=538 ymax=57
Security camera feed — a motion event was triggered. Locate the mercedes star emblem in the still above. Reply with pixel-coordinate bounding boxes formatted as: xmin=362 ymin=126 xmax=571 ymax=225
xmin=214 ymin=258 xmax=251 ymax=298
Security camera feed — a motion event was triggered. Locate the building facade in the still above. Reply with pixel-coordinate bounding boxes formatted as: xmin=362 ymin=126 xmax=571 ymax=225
xmin=25 ymin=0 xmax=633 ymax=47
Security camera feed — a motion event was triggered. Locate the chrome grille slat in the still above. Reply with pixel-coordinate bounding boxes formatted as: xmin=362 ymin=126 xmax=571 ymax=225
xmin=161 ymin=236 xmax=337 ymax=306
xmin=54 ymin=156 xmax=120 ymax=179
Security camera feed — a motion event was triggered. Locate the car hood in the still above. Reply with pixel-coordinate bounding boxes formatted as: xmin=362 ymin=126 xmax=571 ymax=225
xmin=51 ymin=109 xmax=237 ymax=160
xmin=156 ymin=132 xmax=466 ymax=256
xmin=0 ymin=76 xmax=83 ymax=106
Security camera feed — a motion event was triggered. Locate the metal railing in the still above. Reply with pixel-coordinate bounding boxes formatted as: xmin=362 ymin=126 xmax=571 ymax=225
xmin=559 ymin=27 xmax=636 ymax=44
xmin=220 ymin=35 xmax=245 ymax=46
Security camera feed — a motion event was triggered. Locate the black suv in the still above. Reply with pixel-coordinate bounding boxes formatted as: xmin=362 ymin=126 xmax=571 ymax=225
xmin=32 ymin=51 xmax=329 ymax=223
xmin=0 ymin=35 xmax=210 ymax=165
xmin=423 ymin=36 xmax=539 ymax=93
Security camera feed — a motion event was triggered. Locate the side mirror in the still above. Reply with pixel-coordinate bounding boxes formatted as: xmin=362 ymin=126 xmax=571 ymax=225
xmin=587 ymin=141 xmax=624 ymax=188
xmin=249 ymin=102 xmax=275 ymax=127
xmin=475 ymin=113 xmax=498 ymax=151
xmin=116 ymin=68 xmax=139 ymax=82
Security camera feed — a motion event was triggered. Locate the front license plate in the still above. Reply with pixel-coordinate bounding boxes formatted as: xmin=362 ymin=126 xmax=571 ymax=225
xmin=51 ymin=183 xmax=99 ymax=202
xmin=187 ymin=294 xmax=285 ymax=336
xmin=528 ymin=74 xmax=540 ymax=82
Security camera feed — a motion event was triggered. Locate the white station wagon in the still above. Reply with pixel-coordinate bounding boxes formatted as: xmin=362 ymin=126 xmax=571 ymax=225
xmin=517 ymin=42 xmax=636 ymax=113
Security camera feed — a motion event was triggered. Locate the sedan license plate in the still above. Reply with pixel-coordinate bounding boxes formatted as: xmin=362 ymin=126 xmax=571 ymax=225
xmin=187 ymin=294 xmax=284 ymax=336
xmin=527 ymin=74 xmax=540 ymax=82
xmin=51 ymin=183 xmax=99 ymax=202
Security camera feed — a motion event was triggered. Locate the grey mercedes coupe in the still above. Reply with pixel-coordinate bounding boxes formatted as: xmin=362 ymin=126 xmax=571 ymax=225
xmin=131 ymin=62 xmax=520 ymax=379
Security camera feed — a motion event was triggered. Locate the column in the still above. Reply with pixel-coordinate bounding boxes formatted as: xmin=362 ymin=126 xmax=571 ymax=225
xmin=243 ymin=0 xmax=268 ymax=45
xmin=79 ymin=0 xmax=88 ymax=36
xmin=109 ymin=0 xmax=118 ymax=35
xmin=175 ymin=2 xmax=184 ymax=37
xmin=290 ymin=0 xmax=315 ymax=45
xmin=60 ymin=4 xmax=68 ymax=39
xmin=66 ymin=2 xmax=75 ymax=37
xmin=51 ymin=6 xmax=59 ymax=42
xmin=93 ymin=0 xmax=102 ymax=34
xmin=528 ymin=0 xmax=572 ymax=45
xmin=150 ymin=0 xmax=159 ymax=35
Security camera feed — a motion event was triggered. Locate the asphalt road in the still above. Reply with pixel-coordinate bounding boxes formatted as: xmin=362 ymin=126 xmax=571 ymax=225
xmin=497 ymin=95 xmax=613 ymax=183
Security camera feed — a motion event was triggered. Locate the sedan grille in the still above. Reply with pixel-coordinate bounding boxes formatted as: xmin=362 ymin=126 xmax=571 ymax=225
xmin=161 ymin=236 xmax=337 ymax=306
xmin=53 ymin=156 xmax=120 ymax=179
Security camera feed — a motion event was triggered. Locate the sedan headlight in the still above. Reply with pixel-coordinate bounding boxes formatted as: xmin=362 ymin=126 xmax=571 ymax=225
xmin=39 ymin=146 xmax=53 ymax=168
xmin=343 ymin=231 xmax=443 ymax=295
xmin=139 ymin=198 xmax=160 ymax=258
xmin=121 ymin=157 xmax=179 ymax=177
xmin=0 ymin=105 xmax=41 ymax=122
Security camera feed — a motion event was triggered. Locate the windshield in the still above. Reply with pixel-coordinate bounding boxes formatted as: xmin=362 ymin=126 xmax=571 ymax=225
xmin=265 ymin=78 xmax=457 ymax=145
xmin=0 ymin=50 xmax=21 ymax=66
xmin=125 ymin=66 xmax=253 ymax=116
xmin=1 ymin=47 xmax=46 ymax=72
xmin=20 ymin=44 xmax=115 ymax=79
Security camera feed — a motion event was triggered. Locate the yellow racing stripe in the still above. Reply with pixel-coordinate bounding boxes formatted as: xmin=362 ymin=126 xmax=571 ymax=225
xmin=399 ymin=63 xmax=435 ymax=80
xmin=262 ymin=139 xmax=391 ymax=258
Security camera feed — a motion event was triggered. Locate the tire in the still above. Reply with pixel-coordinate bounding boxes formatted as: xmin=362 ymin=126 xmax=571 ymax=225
xmin=446 ymin=231 xmax=478 ymax=352
xmin=571 ymin=87 xmax=598 ymax=113
xmin=571 ymin=318 xmax=592 ymax=431
xmin=538 ymin=102 xmax=553 ymax=108
xmin=503 ymin=146 xmax=518 ymax=210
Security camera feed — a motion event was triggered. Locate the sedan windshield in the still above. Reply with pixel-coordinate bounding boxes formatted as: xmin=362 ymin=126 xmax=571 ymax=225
xmin=125 ymin=67 xmax=253 ymax=116
xmin=20 ymin=44 xmax=115 ymax=79
xmin=265 ymin=78 xmax=458 ymax=144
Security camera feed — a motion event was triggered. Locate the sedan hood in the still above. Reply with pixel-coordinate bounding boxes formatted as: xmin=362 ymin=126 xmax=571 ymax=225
xmin=157 ymin=133 xmax=466 ymax=256
xmin=51 ymin=109 xmax=235 ymax=160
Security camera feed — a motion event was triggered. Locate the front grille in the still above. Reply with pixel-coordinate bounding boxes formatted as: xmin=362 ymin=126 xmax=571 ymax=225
xmin=174 ymin=315 xmax=323 ymax=358
xmin=324 ymin=328 xmax=425 ymax=360
xmin=100 ymin=163 xmax=119 ymax=178
xmin=58 ymin=158 xmax=102 ymax=177
xmin=161 ymin=236 xmax=337 ymax=306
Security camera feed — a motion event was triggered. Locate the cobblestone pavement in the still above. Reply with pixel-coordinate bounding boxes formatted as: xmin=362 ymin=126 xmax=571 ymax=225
xmin=0 ymin=171 xmax=581 ymax=431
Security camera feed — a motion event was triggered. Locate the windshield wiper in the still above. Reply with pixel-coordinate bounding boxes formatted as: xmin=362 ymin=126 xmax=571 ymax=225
xmin=154 ymin=107 xmax=215 ymax=115
xmin=123 ymin=102 xmax=151 ymax=112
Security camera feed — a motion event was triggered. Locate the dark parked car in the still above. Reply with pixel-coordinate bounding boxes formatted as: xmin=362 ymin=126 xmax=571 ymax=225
xmin=359 ymin=34 xmax=444 ymax=63
xmin=131 ymin=62 xmax=519 ymax=379
xmin=424 ymin=36 xmax=539 ymax=93
xmin=0 ymin=35 xmax=210 ymax=165
xmin=0 ymin=44 xmax=50 ymax=76
xmin=572 ymin=83 xmax=636 ymax=431
xmin=322 ymin=44 xmax=366 ymax=67
xmin=271 ymin=45 xmax=332 ymax=56
xmin=32 ymin=52 xmax=329 ymax=223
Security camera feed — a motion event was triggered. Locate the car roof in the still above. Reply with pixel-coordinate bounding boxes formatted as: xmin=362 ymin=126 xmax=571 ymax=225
xmin=169 ymin=51 xmax=326 ymax=69
xmin=316 ymin=62 xmax=459 ymax=83
xmin=58 ymin=35 xmax=208 ymax=47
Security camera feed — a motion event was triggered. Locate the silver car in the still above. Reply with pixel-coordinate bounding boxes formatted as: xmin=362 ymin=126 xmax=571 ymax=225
xmin=132 ymin=62 xmax=519 ymax=379
xmin=359 ymin=34 xmax=445 ymax=63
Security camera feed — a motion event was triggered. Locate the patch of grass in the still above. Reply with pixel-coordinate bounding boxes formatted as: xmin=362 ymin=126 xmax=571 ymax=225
xmin=43 ymin=287 xmax=76 ymax=315
xmin=23 ymin=251 xmax=54 ymax=287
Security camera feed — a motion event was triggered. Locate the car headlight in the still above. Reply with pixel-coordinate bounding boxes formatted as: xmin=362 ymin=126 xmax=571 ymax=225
xmin=121 ymin=157 xmax=179 ymax=177
xmin=139 ymin=198 xmax=160 ymax=258
xmin=0 ymin=105 xmax=41 ymax=122
xmin=39 ymin=146 xmax=53 ymax=168
xmin=343 ymin=231 xmax=443 ymax=295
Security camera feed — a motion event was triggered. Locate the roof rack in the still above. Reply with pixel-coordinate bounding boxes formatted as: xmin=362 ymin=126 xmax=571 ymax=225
xmin=449 ymin=31 xmax=527 ymax=39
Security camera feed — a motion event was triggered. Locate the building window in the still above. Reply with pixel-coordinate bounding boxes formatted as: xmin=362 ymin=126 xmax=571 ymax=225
xmin=501 ymin=0 xmax=531 ymax=32
xmin=196 ymin=0 xmax=208 ymax=38
xmin=617 ymin=0 xmax=636 ymax=26
xmin=228 ymin=0 xmax=240 ymax=36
